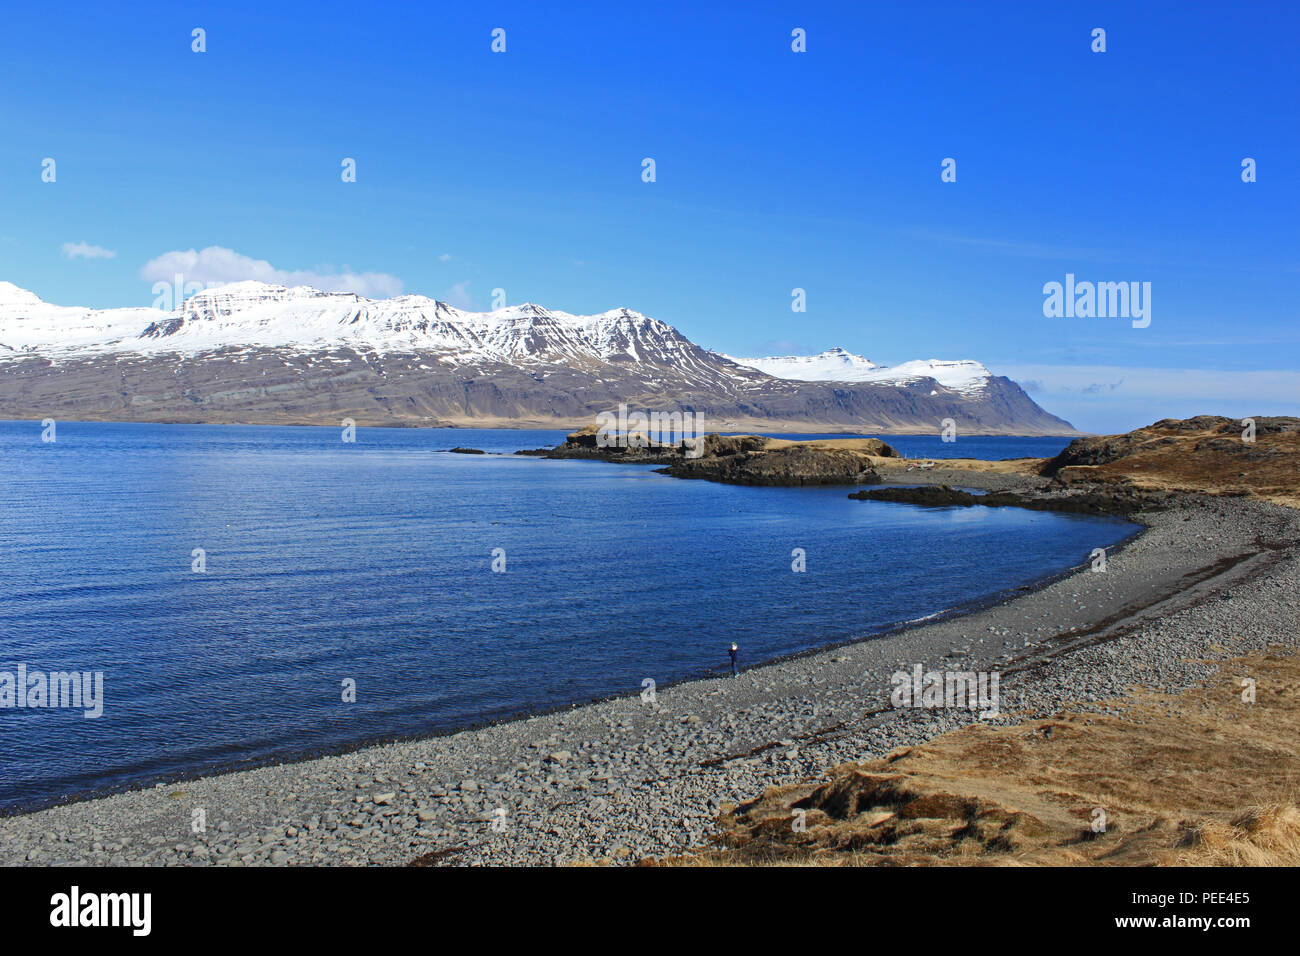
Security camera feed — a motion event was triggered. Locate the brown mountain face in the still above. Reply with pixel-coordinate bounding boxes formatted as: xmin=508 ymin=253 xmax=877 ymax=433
xmin=0 ymin=347 xmax=1079 ymax=435
xmin=0 ymin=281 xmax=1079 ymax=434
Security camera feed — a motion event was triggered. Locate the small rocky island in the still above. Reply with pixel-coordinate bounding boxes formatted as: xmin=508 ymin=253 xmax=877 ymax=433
xmin=519 ymin=426 xmax=897 ymax=486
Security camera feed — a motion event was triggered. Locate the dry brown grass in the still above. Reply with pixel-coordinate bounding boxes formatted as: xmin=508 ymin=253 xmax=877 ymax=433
xmin=766 ymin=438 xmax=1045 ymax=476
xmin=659 ymin=647 xmax=1300 ymax=867
xmin=765 ymin=437 xmax=896 ymax=453
xmin=872 ymin=455 xmax=1044 ymax=474
xmin=1172 ymin=805 xmax=1300 ymax=866
xmin=1045 ymin=418 xmax=1300 ymax=508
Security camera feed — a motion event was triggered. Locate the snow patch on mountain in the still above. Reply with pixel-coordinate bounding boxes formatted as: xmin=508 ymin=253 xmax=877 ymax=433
xmin=726 ymin=348 xmax=993 ymax=393
xmin=0 ymin=281 xmax=45 ymax=306
xmin=723 ymin=347 xmax=879 ymax=381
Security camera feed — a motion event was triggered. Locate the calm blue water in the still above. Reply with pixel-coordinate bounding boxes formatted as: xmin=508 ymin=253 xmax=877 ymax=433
xmin=0 ymin=422 xmax=1124 ymax=812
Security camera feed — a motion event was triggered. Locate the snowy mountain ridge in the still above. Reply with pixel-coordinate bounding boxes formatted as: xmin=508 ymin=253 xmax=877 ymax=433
xmin=0 ymin=280 xmax=703 ymax=369
xmin=725 ymin=348 xmax=993 ymax=393
xmin=1 ymin=283 xmax=996 ymax=394
xmin=0 ymin=280 xmax=1079 ymax=435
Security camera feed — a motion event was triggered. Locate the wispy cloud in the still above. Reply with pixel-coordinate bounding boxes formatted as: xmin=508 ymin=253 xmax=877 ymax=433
xmin=994 ymin=363 xmax=1300 ymax=433
xmin=443 ymin=281 xmax=477 ymax=310
xmin=997 ymin=364 xmax=1298 ymax=400
xmin=62 ymin=241 xmax=117 ymax=260
xmin=905 ymin=228 xmax=1108 ymax=261
xmin=140 ymin=246 xmax=402 ymax=298
xmin=1080 ymin=379 xmax=1125 ymax=395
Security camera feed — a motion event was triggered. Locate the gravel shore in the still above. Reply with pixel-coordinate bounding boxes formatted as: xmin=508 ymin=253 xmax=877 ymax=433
xmin=3 ymin=477 xmax=1296 ymax=867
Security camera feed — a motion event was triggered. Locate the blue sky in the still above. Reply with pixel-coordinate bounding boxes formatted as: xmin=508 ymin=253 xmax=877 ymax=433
xmin=1 ymin=0 xmax=1296 ymax=432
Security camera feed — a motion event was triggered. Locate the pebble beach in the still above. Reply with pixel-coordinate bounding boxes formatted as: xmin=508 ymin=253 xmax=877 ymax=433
xmin=2 ymin=473 xmax=1296 ymax=867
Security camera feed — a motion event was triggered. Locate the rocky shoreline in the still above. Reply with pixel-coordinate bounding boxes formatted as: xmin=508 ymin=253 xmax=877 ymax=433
xmin=848 ymin=483 xmax=1159 ymax=516
xmin=2 ymin=466 xmax=1295 ymax=867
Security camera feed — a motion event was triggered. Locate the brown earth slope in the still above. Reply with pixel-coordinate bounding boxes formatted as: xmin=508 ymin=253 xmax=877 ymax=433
xmin=670 ymin=647 xmax=1300 ymax=867
xmin=0 ymin=348 xmax=1081 ymax=435
xmin=1041 ymin=415 xmax=1300 ymax=507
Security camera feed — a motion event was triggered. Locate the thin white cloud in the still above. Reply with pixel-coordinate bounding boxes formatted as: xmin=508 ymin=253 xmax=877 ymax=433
xmin=62 ymin=241 xmax=117 ymax=260
xmin=140 ymin=246 xmax=402 ymax=298
xmin=906 ymin=228 xmax=1106 ymax=261
xmin=994 ymin=363 xmax=1300 ymax=434
xmin=438 ymin=253 xmax=452 ymax=262
xmin=443 ymin=281 xmax=477 ymax=310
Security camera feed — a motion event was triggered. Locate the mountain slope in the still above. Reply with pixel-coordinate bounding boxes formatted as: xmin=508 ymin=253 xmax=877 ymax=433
xmin=0 ymin=282 xmax=1080 ymax=435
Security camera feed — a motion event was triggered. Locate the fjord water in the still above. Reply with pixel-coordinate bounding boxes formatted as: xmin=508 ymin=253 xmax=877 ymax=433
xmin=0 ymin=422 xmax=1135 ymax=812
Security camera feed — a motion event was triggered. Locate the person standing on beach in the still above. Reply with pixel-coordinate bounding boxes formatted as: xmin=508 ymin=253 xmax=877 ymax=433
xmin=729 ymin=642 xmax=739 ymax=677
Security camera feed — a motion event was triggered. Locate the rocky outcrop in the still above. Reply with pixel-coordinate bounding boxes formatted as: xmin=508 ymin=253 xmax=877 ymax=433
xmin=521 ymin=429 xmax=894 ymax=486
xmin=1039 ymin=416 xmax=1300 ymax=506
xmin=1043 ymin=416 xmax=1300 ymax=476
xmin=515 ymin=425 xmax=695 ymax=464
xmin=662 ymin=442 xmax=882 ymax=487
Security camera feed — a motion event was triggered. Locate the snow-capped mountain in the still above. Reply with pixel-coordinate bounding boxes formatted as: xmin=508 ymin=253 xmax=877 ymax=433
xmin=1 ymin=280 xmax=727 ymax=374
xmin=0 ymin=282 xmax=1079 ymax=435
xmin=726 ymin=348 xmax=993 ymax=394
